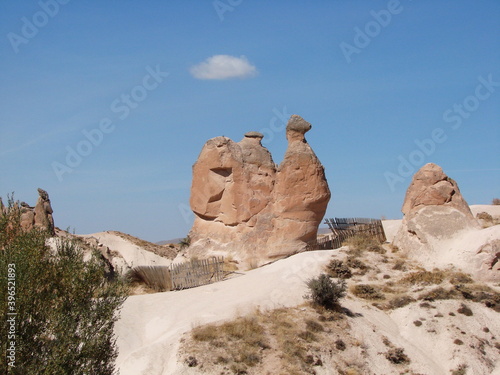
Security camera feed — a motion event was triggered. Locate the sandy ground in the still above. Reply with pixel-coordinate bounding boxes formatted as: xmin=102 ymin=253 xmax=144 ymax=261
xmin=112 ymin=205 xmax=500 ymax=374
xmin=114 ymin=247 xmax=500 ymax=375
xmin=114 ymin=250 xmax=334 ymax=375
xmin=81 ymin=231 xmax=172 ymax=273
xmin=382 ymin=219 xmax=402 ymax=243
xmin=471 ymin=204 xmax=500 ymax=218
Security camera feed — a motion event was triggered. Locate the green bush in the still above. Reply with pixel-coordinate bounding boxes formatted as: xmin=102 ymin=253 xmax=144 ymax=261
xmin=0 ymin=198 xmax=127 ymax=375
xmin=305 ymin=273 xmax=346 ymax=309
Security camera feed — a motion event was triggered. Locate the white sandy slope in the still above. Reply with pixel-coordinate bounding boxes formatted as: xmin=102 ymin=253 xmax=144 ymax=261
xmin=382 ymin=205 xmax=499 ymax=243
xmin=382 ymin=219 xmax=402 ymax=243
xmin=81 ymin=232 xmax=172 ymax=273
xmin=388 ymin=205 xmax=500 ymax=281
xmin=471 ymin=204 xmax=500 ymax=218
xmin=115 ymin=250 xmax=332 ymax=375
xmin=114 ymin=249 xmax=500 ymax=375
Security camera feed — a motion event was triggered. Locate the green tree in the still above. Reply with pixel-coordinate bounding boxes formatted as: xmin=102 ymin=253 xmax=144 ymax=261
xmin=0 ymin=196 xmax=127 ymax=374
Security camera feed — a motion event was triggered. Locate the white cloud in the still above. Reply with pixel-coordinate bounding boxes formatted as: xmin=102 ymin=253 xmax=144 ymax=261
xmin=190 ymin=55 xmax=258 ymax=80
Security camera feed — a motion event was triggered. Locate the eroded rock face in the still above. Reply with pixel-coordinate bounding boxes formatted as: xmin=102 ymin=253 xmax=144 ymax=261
xmin=394 ymin=164 xmax=478 ymax=251
xmin=401 ymin=163 xmax=473 ymax=217
xmin=34 ymin=188 xmax=55 ymax=235
xmin=392 ymin=163 xmax=500 ymax=281
xmin=188 ymin=115 xmax=330 ymax=267
xmin=7 ymin=188 xmax=55 ymax=235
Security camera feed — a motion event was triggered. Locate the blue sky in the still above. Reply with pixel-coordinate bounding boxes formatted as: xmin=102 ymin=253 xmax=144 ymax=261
xmin=0 ymin=0 xmax=499 ymax=242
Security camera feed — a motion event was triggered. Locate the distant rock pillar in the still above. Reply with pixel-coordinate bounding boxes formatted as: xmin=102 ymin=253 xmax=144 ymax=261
xmin=34 ymin=188 xmax=55 ymax=235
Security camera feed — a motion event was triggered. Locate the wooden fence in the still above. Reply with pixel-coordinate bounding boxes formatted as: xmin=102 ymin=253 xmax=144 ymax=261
xmin=170 ymin=256 xmax=225 ymax=290
xmin=131 ymin=256 xmax=225 ymax=292
xmin=306 ymin=217 xmax=386 ymax=251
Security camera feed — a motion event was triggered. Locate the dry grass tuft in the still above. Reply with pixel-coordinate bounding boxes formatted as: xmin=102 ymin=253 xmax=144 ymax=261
xmin=386 ymin=295 xmax=416 ymax=309
xmin=343 ymin=234 xmax=385 ymax=256
xmin=419 ymin=287 xmax=460 ymax=301
xmin=127 ymin=266 xmax=172 ymax=292
xmin=191 ymin=314 xmax=269 ymax=373
xmin=398 ymin=269 xmax=446 ymax=285
xmin=327 ymin=259 xmax=352 ymax=279
xmin=449 ymin=272 xmax=474 ymax=285
xmin=351 ymin=284 xmax=385 ymax=300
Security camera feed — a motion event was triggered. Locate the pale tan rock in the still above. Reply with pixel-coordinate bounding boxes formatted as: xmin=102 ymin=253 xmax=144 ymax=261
xmin=188 ymin=115 xmax=330 ymax=268
xmin=20 ymin=206 xmax=35 ymax=231
xmin=34 ymin=188 xmax=55 ymax=235
xmin=392 ymin=163 xmax=500 ymax=281
xmin=395 ymin=164 xmax=479 ymax=252
xmin=401 ymin=163 xmax=473 ymax=217
xmin=268 ymin=115 xmax=331 ymax=256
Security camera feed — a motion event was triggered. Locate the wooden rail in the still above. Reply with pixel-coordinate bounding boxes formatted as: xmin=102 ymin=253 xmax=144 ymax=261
xmin=131 ymin=256 xmax=225 ymax=292
xmin=170 ymin=256 xmax=224 ymax=290
xmin=306 ymin=217 xmax=386 ymax=251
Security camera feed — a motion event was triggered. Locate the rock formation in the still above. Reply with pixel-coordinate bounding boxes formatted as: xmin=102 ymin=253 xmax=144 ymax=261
xmin=34 ymin=188 xmax=55 ymax=234
xmin=187 ymin=115 xmax=330 ymax=267
xmin=400 ymin=162 xmax=474 ymax=217
xmin=8 ymin=188 xmax=55 ymax=235
xmin=392 ymin=163 xmax=500 ymax=282
xmin=393 ymin=163 xmax=478 ymax=254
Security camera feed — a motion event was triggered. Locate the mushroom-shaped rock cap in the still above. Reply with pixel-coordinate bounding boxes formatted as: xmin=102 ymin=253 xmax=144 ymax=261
xmin=244 ymin=131 xmax=264 ymax=139
xmin=286 ymin=115 xmax=312 ymax=133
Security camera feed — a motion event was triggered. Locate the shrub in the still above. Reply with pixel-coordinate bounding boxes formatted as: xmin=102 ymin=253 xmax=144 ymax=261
xmin=385 ymin=348 xmax=410 ymax=365
xmin=335 ymin=339 xmax=346 ymax=351
xmin=345 ymin=257 xmax=369 ymax=274
xmin=327 ymin=259 xmax=352 ymax=279
xmin=492 ymin=198 xmax=500 ymax=205
xmin=179 ymin=235 xmax=191 ymax=249
xmin=477 ymin=212 xmax=493 ymax=221
xmin=305 ymin=273 xmax=347 ymax=309
xmin=0 ymin=199 xmax=127 ymax=375
xmin=351 ymin=284 xmax=385 ymax=300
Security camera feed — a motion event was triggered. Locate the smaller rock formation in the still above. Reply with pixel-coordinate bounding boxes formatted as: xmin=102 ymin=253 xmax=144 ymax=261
xmin=394 ymin=163 xmax=479 ymax=255
xmin=20 ymin=202 xmax=35 ymax=232
xmin=4 ymin=188 xmax=55 ymax=235
xmin=34 ymin=188 xmax=55 ymax=235
xmin=400 ymin=163 xmax=474 ymax=217
xmin=393 ymin=163 xmax=500 ymax=282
